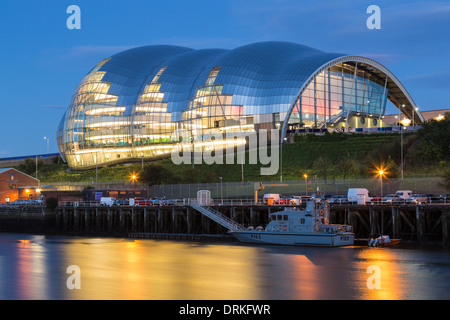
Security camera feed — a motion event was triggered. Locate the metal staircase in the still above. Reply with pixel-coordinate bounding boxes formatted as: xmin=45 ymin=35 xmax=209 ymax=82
xmin=189 ymin=203 xmax=246 ymax=231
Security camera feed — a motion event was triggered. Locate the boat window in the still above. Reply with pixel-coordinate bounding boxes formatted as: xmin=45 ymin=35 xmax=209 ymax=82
xmin=277 ymin=215 xmax=282 ymax=220
xmin=283 ymin=215 xmax=288 ymax=221
xmin=301 ymin=218 xmax=305 ymax=224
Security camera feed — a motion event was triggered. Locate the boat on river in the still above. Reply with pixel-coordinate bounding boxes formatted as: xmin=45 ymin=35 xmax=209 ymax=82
xmin=368 ymin=235 xmax=401 ymax=247
xmin=231 ymin=201 xmax=354 ymax=247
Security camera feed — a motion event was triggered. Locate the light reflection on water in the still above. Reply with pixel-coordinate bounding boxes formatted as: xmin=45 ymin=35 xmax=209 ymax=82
xmin=1 ymin=233 xmax=450 ymax=300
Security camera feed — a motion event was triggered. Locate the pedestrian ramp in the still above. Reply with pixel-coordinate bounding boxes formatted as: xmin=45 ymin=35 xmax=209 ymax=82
xmin=189 ymin=203 xmax=245 ymax=231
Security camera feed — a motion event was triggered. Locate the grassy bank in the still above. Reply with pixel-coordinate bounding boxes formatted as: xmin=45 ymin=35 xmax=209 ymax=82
xmin=18 ymin=131 xmax=444 ymax=185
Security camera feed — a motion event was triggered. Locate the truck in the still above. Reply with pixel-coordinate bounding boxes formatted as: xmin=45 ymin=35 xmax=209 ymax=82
xmin=100 ymin=197 xmax=116 ymax=206
xmin=347 ymin=188 xmax=370 ymax=204
xmin=263 ymin=193 xmax=280 ymax=205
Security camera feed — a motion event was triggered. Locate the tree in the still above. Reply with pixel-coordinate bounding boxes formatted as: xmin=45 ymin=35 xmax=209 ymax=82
xmin=312 ymin=156 xmax=334 ymax=183
xmin=141 ymin=164 xmax=174 ymax=186
xmin=408 ymin=112 xmax=450 ymax=168
xmin=384 ymin=155 xmax=400 ymax=178
xmin=336 ymin=156 xmax=360 ymax=180
xmin=202 ymin=170 xmax=218 ymax=183
xmin=181 ymin=167 xmax=201 ymax=184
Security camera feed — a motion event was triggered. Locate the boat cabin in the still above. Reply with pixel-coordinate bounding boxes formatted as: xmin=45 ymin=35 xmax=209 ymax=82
xmin=264 ymin=201 xmax=352 ymax=234
xmin=266 ymin=209 xmax=315 ymax=233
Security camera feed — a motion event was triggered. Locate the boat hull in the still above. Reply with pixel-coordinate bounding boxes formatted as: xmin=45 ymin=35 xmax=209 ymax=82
xmin=231 ymin=231 xmax=354 ymax=247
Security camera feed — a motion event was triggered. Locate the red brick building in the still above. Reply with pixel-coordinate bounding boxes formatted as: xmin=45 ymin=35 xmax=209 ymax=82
xmin=0 ymin=168 xmax=40 ymax=203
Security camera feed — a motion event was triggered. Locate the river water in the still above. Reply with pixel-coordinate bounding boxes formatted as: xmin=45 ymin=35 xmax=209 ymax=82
xmin=1 ymin=233 xmax=449 ymax=300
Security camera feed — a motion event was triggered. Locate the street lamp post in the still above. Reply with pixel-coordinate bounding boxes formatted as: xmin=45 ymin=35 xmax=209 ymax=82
xmin=280 ymin=137 xmax=287 ymax=183
xmin=43 ymin=137 xmax=49 ymax=153
xmin=219 ymin=177 xmax=223 ymax=205
xmin=400 ymin=104 xmax=405 ymax=181
xmin=131 ymin=174 xmax=137 ymax=190
xmin=401 ymin=126 xmax=404 ymax=180
xmin=378 ymin=170 xmax=384 ymax=197
xmin=304 ymin=173 xmax=308 ymax=196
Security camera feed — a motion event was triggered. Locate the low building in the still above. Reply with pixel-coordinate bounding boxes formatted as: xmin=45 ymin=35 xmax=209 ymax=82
xmin=384 ymin=108 xmax=450 ymax=126
xmin=0 ymin=168 xmax=40 ymax=203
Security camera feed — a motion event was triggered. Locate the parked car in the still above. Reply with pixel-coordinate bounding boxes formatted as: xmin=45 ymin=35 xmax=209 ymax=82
xmin=134 ymin=198 xmax=155 ymax=206
xmin=382 ymin=194 xmax=401 ymax=203
xmin=9 ymin=199 xmax=30 ymax=205
xmin=321 ymin=194 xmax=334 ymax=200
xmin=157 ymin=198 xmax=176 ymax=206
xmin=369 ymin=195 xmax=383 ymax=203
xmin=147 ymin=198 xmax=161 ymax=206
xmin=113 ymin=199 xmax=129 ymax=206
xmin=279 ymin=196 xmax=291 ymax=205
xmin=405 ymin=194 xmax=428 ymax=204
xmin=288 ymin=196 xmax=303 ymax=205
xmin=394 ymin=190 xmax=413 ymax=200
xmin=425 ymin=194 xmax=438 ymax=203
xmin=438 ymin=194 xmax=450 ymax=203
xmin=328 ymin=195 xmax=347 ymax=204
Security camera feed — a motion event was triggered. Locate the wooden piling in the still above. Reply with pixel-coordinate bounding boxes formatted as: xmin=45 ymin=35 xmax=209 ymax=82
xmin=391 ymin=207 xmax=398 ymax=239
xmin=442 ymin=210 xmax=448 ymax=246
xmin=73 ymin=208 xmax=79 ymax=232
xmin=416 ymin=206 xmax=423 ymax=243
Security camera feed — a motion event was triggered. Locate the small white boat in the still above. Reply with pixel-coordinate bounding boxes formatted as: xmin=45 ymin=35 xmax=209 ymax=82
xmin=231 ymin=201 xmax=354 ymax=247
xmin=368 ymin=235 xmax=401 ymax=247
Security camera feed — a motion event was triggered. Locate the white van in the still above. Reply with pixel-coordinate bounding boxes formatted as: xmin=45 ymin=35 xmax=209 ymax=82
xmin=263 ymin=193 xmax=280 ymax=205
xmin=395 ymin=190 xmax=413 ymax=200
xmin=100 ymin=197 xmax=116 ymax=206
xmin=347 ymin=188 xmax=370 ymax=204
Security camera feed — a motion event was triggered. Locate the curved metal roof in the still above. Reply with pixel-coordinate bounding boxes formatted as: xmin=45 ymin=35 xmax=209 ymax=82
xmin=66 ymin=41 xmax=420 ymax=123
xmin=95 ymin=41 xmax=346 ymax=117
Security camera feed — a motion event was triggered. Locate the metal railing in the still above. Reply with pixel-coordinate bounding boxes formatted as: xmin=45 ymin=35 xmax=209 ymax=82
xmin=0 ymin=202 xmax=44 ymax=207
xmin=58 ymin=201 xmax=103 ymax=207
xmin=55 ymin=197 xmax=450 ymax=208
xmin=189 ymin=203 xmax=245 ymax=231
xmin=57 ymin=198 xmax=265 ymax=207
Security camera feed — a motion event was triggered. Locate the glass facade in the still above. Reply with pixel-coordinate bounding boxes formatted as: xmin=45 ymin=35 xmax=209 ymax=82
xmin=132 ymin=66 xmax=176 ymax=158
xmin=287 ymin=63 xmax=388 ymax=130
xmin=180 ymin=66 xmax=254 ymax=151
xmin=58 ymin=42 xmax=413 ymax=169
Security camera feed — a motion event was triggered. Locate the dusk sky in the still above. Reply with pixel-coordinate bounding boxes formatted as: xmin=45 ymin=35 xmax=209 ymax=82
xmin=0 ymin=0 xmax=449 ymax=157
